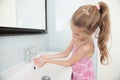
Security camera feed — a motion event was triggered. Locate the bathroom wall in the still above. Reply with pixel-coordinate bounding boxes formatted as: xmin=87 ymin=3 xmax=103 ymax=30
xmin=97 ymin=0 xmax=120 ymax=80
xmin=47 ymin=0 xmax=56 ymax=51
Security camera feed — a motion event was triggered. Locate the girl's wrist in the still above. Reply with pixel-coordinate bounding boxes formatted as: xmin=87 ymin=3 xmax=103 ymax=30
xmin=41 ymin=56 xmax=49 ymax=63
xmin=45 ymin=58 xmax=49 ymax=63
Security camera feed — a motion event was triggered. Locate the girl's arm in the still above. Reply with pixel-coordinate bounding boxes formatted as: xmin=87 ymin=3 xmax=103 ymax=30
xmin=41 ymin=40 xmax=73 ymax=59
xmin=44 ymin=43 xmax=91 ymax=67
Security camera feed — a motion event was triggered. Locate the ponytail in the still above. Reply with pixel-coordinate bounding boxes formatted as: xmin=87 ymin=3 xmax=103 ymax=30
xmin=98 ymin=2 xmax=111 ymax=65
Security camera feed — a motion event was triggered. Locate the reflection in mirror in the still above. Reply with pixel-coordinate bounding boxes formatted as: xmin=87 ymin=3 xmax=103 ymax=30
xmin=0 ymin=0 xmax=47 ymax=34
xmin=16 ymin=0 xmax=46 ymax=29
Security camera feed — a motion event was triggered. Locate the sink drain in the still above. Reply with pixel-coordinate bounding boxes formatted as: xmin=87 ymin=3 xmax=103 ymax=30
xmin=42 ymin=75 xmax=51 ymax=80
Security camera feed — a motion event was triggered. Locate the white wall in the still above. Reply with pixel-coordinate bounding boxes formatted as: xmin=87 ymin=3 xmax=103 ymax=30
xmin=97 ymin=0 xmax=120 ymax=80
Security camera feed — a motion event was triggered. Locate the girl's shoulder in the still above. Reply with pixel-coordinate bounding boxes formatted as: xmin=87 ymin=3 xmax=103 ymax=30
xmin=82 ymin=39 xmax=94 ymax=58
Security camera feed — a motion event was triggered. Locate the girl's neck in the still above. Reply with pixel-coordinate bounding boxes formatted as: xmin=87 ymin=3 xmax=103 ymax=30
xmin=73 ymin=35 xmax=92 ymax=46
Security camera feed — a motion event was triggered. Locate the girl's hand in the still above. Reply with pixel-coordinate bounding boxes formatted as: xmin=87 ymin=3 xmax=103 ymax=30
xmin=37 ymin=58 xmax=46 ymax=68
xmin=40 ymin=55 xmax=48 ymax=59
xmin=33 ymin=57 xmax=41 ymax=65
xmin=33 ymin=56 xmax=47 ymax=68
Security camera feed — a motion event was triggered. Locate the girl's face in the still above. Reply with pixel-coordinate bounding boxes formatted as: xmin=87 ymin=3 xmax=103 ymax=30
xmin=71 ymin=24 xmax=80 ymax=35
xmin=71 ymin=22 xmax=89 ymax=40
xmin=71 ymin=23 xmax=83 ymax=40
xmin=71 ymin=23 xmax=82 ymax=36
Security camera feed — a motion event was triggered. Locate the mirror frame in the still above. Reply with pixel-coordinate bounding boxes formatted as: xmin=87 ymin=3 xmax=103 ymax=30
xmin=0 ymin=0 xmax=47 ymax=35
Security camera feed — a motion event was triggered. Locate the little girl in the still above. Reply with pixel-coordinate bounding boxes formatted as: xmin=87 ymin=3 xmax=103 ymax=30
xmin=34 ymin=1 xmax=110 ymax=80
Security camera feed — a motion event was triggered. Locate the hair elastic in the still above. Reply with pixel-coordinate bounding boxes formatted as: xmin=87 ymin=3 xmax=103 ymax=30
xmin=95 ymin=3 xmax=100 ymax=10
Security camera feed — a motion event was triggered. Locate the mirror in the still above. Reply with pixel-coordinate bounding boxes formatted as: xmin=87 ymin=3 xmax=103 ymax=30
xmin=0 ymin=0 xmax=47 ymax=35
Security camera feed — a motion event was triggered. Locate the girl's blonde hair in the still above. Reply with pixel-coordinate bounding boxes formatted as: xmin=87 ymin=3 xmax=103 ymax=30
xmin=72 ymin=1 xmax=111 ymax=65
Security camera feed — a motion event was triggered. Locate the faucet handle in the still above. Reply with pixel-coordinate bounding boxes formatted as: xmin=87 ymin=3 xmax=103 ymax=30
xmin=26 ymin=49 xmax=30 ymax=55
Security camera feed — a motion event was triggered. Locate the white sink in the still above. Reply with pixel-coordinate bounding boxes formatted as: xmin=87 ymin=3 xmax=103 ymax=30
xmin=0 ymin=52 xmax=72 ymax=80
xmin=7 ymin=62 xmax=72 ymax=80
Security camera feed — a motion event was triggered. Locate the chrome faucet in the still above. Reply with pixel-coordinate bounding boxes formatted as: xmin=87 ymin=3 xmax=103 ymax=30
xmin=25 ymin=49 xmax=31 ymax=63
xmin=25 ymin=47 xmax=41 ymax=64
xmin=25 ymin=47 xmax=36 ymax=63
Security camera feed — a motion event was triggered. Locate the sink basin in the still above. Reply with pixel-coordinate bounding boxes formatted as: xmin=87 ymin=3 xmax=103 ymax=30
xmin=0 ymin=51 xmax=72 ymax=80
xmin=7 ymin=62 xmax=72 ymax=80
